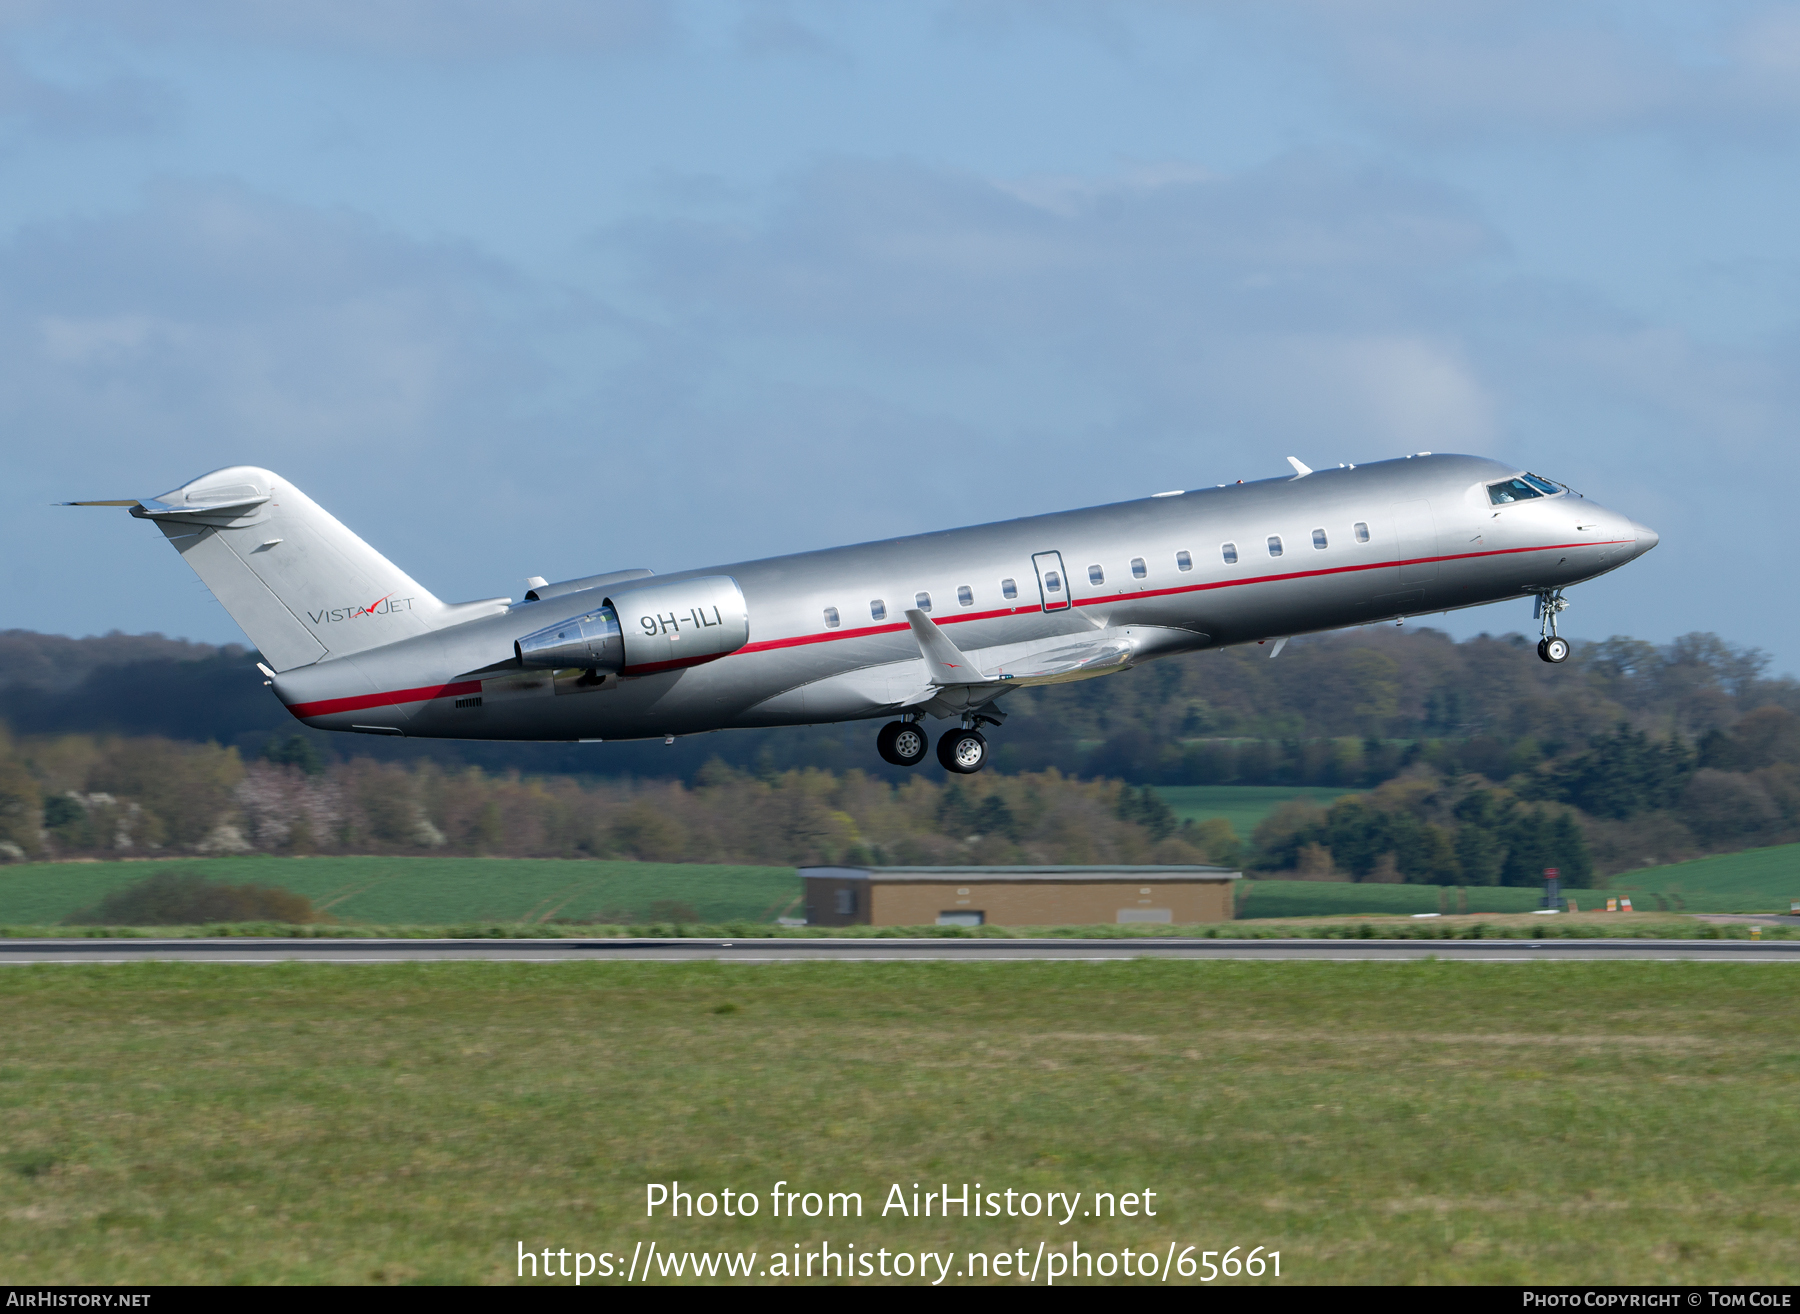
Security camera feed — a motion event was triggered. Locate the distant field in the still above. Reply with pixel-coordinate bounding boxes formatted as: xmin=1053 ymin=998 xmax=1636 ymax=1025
xmin=1153 ymin=785 xmax=1354 ymax=838
xmin=1608 ymin=843 xmax=1800 ymax=912
xmin=0 ymin=857 xmax=798 ymax=926
xmin=1238 ymin=880 xmax=1596 ymax=919
xmin=5 ymin=846 xmax=1788 ymax=928
xmin=2 ymin=960 xmax=1797 ymax=1284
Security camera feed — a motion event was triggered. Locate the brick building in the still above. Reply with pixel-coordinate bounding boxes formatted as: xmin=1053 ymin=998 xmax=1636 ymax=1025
xmin=799 ymin=864 xmax=1240 ymax=928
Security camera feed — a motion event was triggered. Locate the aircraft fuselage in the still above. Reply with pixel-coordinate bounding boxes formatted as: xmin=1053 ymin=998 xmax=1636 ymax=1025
xmin=259 ymin=453 xmax=1655 ymax=755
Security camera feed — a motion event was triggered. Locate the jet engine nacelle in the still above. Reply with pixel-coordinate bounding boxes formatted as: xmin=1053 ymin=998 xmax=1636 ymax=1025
xmin=515 ymin=575 xmax=749 ymax=676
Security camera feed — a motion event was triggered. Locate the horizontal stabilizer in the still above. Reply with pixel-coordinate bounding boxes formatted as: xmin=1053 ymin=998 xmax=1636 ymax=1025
xmin=135 ymin=490 xmax=271 ymax=516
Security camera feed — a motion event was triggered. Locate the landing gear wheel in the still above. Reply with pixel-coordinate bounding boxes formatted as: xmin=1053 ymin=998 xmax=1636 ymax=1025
xmin=877 ymin=720 xmax=929 ymax=767
xmin=937 ymin=728 xmax=988 ymax=774
xmin=1538 ymin=636 xmax=1570 ymax=664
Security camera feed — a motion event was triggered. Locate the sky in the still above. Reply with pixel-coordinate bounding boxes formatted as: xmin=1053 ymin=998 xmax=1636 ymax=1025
xmin=3 ymin=1 xmax=1797 ymax=669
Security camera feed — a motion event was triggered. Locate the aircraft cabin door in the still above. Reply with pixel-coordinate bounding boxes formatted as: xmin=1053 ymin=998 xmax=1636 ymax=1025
xmin=1032 ymin=551 xmax=1070 ymax=612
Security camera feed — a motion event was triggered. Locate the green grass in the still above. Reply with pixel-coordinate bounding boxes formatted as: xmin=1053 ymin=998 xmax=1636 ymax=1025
xmin=1238 ymin=881 xmax=1607 ymax=919
xmin=5 ymin=846 xmax=1789 ymax=931
xmin=0 ymin=857 xmax=798 ymax=927
xmin=1154 ymin=786 xmax=1354 ymax=838
xmin=2 ymin=960 xmax=1798 ymax=1284
xmin=1609 ymin=843 xmax=1800 ymax=912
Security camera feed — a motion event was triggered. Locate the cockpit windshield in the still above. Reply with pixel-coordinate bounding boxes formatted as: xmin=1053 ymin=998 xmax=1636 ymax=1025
xmin=1488 ymin=473 xmax=1566 ymax=505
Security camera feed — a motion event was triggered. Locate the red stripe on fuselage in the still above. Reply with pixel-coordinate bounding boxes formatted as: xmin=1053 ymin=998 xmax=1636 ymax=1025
xmin=286 ymin=680 xmax=482 ymax=720
xmin=283 ymin=540 xmax=1631 ymax=720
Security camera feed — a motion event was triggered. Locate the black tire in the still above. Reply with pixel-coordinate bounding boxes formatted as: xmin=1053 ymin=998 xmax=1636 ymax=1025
xmin=877 ymin=720 xmax=929 ymax=767
xmin=1536 ymin=638 xmax=1550 ymax=661
xmin=1542 ymin=636 xmax=1570 ymax=664
xmin=937 ymin=728 xmax=988 ymax=774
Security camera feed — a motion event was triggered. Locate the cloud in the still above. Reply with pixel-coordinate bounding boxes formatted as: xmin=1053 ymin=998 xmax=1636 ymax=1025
xmin=604 ymin=153 xmax=1510 ymax=452
xmin=733 ymin=2 xmax=846 ymax=61
xmin=0 ymin=180 xmax=551 ymax=469
xmin=0 ymin=0 xmax=670 ymax=61
xmin=1253 ymin=0 xmax=1800 ymax=138
xmin=0 ymin=51 xmax=175 ymax=141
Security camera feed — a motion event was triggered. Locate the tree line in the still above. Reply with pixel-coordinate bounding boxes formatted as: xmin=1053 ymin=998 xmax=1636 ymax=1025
xmin=5 ymin=626 xmax=1795 ymax=790
xmin=0 ymin=727 xmax=1222 ymax=869
xmin=0 ymin=625 xmax=1796 ymax=882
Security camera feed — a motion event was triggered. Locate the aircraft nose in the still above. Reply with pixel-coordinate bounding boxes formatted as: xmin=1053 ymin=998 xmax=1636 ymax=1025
xmin=1631 ymin=520 xmax=1659 ymax=556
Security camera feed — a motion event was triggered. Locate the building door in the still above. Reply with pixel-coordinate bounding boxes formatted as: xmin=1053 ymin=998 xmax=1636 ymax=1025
xmin=1390 ymin=500 xmax=1440 ymax=584
xmin=1031 ymin=551 xmax=1070 ymax=612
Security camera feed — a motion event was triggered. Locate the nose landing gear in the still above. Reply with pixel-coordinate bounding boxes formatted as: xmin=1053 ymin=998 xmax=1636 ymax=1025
xmin=1535 ymin=589 xmax=1571 ymax=664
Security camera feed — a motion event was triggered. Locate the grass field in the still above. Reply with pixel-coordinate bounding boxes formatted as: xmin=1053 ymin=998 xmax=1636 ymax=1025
xmin=2 ymin=960 xmax=1797 ymax=1285
xmin=1609 ymin=843 xmax=1800 ymax=912
xmin=2 ymin=844 xmax=1792 ymax=932
xmin=1153 ymin=786 xmax=1354 ymax=838
xmin=1238 ymin=881 xmax=1591 ymax=919
xmin=0 ymin=857 xmax=798 ymax=927
xmin=0 ymin=856 xmax=1676 ymax=928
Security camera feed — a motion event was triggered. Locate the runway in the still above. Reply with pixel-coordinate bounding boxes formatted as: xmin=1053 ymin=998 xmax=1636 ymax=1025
xmin=2 ymin=937 xmax=1796 ymax=963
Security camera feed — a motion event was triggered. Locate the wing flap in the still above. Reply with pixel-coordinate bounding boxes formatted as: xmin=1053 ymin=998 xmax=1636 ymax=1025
xmin=988 ymin=637 xmax=1135 ymax=685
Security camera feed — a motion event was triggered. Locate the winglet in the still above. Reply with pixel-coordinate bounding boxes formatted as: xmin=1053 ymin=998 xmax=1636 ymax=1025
xmin=905 ymin=609 xmax=986 ymax=685
xmin=1286 ymin=457 xmax=1313 ymax=478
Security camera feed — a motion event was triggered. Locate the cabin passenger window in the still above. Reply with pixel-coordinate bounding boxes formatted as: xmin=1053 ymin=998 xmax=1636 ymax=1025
xmin=1268 ymin=535 xmax=1284 ymax=558
xmin=1221 ymin=542 xmax=1238 ymax=564
xmin=1001 ymin=578 xmax=1018 ymax=600
xmin=1176 ymin=550 xmax=1192 ymax=572
xmin=870 ymin=599 xmax=887 ymax=621
xmin=915 ymin=591 xmax=932 ymax=612
xmin=823 ymin=607 xmax=840 ymax=629
xmin=1354 ymin=522 xmax=1370 ymax=544
xmin=1131 ymin=557 xmax=1147 ymax=579
xmin=957 ymin=585 xmax=973 ymax=607
xmin=1312 ymin=528 xmax=1328 ymax=550
xmin=1487 ymin=478 xmax=1543 ymax=505
xmin=1044 ymin=571 xmax=1062 ymax=592
xmin=1088 ymin=564 xmax=1105 ymax=586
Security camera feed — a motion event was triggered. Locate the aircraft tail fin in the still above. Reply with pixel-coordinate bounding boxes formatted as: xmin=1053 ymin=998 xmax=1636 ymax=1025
xmin=68 ymin=466 xmax=507 ymax=672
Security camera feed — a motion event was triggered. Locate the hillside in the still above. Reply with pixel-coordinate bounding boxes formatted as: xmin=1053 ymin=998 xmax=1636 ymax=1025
xmin=1608 ymin=843 xmax=1800 ymax=912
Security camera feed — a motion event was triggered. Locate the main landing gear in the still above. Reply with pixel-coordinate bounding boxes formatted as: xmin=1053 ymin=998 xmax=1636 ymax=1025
xmin=876 ymin=714 xmax=998 ymax=774
xmin=1535 ymin=589 xmax=1570 ymax=664
xmin=876 ymin=719 xmax=930 ymax=767
xmin=937 ymin=727 xmax=988 ymax=774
